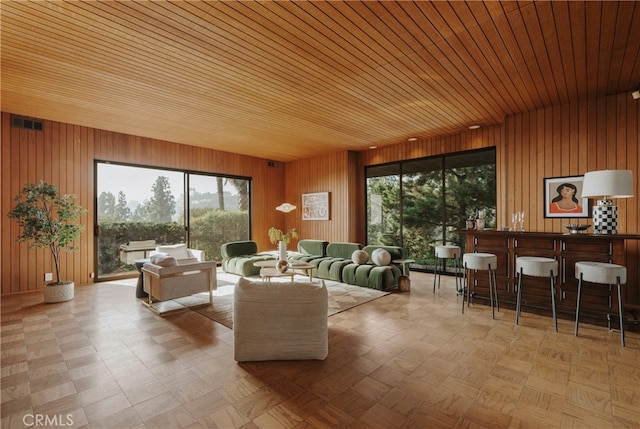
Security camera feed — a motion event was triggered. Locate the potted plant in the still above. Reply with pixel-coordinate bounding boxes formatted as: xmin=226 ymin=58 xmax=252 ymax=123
xmin=268 ymin=226 xmax=298 ymax=260
xmin=7 ymin=181 xmax=87 ymax=303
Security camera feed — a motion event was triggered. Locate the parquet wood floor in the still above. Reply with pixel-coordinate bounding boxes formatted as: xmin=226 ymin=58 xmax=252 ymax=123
xmin=1 ymin=271 xmax=638 ymax=428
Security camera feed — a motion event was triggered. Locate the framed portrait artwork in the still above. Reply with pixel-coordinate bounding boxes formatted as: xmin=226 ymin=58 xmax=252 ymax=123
xmin=302 ymin=192 xmax=330 ymax=220
xmin=543 ymin=176 xmax=589 ymax=218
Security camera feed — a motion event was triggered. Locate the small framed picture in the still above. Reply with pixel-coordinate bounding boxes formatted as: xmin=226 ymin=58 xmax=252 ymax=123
xmin=302 ymin=192 xmax=329 ymax=220
xmin=544 ymin=176 xmax=589 ymax=218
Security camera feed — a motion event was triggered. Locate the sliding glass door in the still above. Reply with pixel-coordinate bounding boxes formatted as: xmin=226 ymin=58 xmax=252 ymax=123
xmin=96 ymin=162 xmax=250 ymax=280
xmin=187 ymin=174 xmax=250 ymax=263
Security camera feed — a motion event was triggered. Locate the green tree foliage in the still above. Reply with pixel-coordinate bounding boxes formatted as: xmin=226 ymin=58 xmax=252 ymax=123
xmin=367 ymin=162 xmax=496 ymax=267
xmin=97 ymin=221 xmax=185 ymax=275
xmin=134 ymin=176 xmax=176 ymax=222
xmin=97 ymin=191 xmax=116 ymax=221
xmin=7 ymin=181 xmax=87 ymax=284
xmin=226 ymin=178 xmax=249 ymax=210
xmin=367 ymin=175 xmax=400 ymax=244
xmin=115 ymin=191 xmax=131 ymax=222
xmin=188 ymin=210 xmax=249 ymax=262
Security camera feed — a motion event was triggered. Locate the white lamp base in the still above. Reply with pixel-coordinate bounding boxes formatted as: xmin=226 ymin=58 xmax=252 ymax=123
xmin=592 ymin=199 xmax=618 ymax=234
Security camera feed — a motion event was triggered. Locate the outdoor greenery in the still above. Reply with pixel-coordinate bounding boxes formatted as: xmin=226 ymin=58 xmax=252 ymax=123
xmin=367 ymin=152 xmax=496 ymax=270
xmin=97 ymin=221 xmax=185 ymax=275
xmin=7 ymin=181 xmax=87 ymax=284
xmin=97 ymin=172 xmax=250 ymax=277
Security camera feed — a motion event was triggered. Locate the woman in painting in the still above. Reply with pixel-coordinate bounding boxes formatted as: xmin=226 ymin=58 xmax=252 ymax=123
xmin=549 ymin=183 xmax=583 ymax=214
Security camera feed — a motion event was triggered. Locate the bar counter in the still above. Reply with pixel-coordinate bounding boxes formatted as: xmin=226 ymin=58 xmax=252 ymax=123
xmin=457 ymin=229 xmax=640 ymax=326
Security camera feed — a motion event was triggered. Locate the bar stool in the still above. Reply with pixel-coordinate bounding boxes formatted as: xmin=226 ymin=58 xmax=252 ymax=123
xmin=433 ymin=245 xmax=462 ymax=293
xmin=515 ymin=257 xmax=558 ymax=332
xmin=575 ymin=261 xmax=626 ymax=347
xmin=462 ymin=253 xmax=498 ymax=319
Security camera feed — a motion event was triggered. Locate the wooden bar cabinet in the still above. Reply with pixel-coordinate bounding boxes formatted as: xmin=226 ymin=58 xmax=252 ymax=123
xmin=458 ymin=230 xmax=640 ymax=327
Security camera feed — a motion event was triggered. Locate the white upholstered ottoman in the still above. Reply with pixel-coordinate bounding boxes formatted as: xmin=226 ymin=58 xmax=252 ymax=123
xmin=233 ymin=277 xmax=328 ymax=362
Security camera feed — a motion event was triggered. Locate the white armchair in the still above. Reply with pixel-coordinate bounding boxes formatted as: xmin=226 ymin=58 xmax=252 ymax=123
xmin=141 ymin=248 xmax=216 ymax=315
xmin=149 ymin=243 xmax=205 ymax=263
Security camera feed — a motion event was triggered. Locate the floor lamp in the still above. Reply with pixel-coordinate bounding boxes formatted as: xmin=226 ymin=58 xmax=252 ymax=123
xmin=581 ymin=170 xmax=634 ymax=234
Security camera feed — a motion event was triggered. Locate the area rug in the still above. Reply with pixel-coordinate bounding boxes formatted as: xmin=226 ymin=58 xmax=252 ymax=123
xmin=190 ymin=272 xmax=390 ymax=329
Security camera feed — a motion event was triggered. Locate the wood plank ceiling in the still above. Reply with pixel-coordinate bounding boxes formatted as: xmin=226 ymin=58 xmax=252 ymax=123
xmin=2 ymin=1 xmax=639 ymax=162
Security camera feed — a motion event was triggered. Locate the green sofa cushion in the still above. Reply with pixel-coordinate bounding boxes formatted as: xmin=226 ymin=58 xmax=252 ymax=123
xmin=297 ymin=239 xmax=328 ymax=257
xmin=221 ymin=241 xmax=258 ymax=258
xmin=326 ymin=242 xmax=362 ymax=259
xmin=362 ymin=245 xmax=405 ymax=262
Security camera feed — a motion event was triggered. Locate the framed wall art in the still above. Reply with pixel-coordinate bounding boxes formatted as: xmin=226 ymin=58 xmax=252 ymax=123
xmin=543 ymin=176 xmax=589 ymax=218
xmin=302 ymin=192 xmax=329 ymax=220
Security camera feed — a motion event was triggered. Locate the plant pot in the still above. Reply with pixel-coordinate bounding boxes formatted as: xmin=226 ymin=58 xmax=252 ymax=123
xmin=44 ymin=281 xmax=74 ymax=303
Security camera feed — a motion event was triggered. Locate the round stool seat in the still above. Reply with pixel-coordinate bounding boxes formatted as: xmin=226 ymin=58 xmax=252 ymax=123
xmin=516 ymin=256 xmax=558 ymax=277
xmin=515 ymin=256 xmax=558 ymax=331
xmin=433 ymin=245 xmax=462 ymax=294
xmin=575 ymin=261 xmax=626 ymax=285
xmin=435 ymin=245 xmax=461 ymax=259
xmin=575 ymin=261 xmax=627 ymax=347
xmin=463 ymin=253 xmax=497 ymax=271
xmin=461 ymin=252 xmax=498 ymax=318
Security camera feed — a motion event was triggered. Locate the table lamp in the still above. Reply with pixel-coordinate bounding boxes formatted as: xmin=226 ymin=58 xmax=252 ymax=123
xmin=581 ymin=170 xmax=634 ymax=234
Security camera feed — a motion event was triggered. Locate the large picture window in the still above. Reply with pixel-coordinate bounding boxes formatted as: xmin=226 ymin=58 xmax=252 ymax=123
xmin=96 ymin=161 xmax=250 ymax=280
xmin=366 ymin=148 xmax=496 ymax=272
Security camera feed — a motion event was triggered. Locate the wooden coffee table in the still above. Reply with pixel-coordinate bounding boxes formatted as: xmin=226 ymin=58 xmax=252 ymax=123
xmin=253 ymin=260 xmax=315 ymax=282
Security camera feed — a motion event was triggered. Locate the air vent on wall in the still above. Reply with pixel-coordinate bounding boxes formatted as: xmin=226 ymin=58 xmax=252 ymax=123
xmin=11 ymin=115 xmax=44 ymax=131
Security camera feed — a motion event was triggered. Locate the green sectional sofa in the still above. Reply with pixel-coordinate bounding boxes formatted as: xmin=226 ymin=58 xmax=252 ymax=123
xmin=288 ymin=239 xmax=329 ymax=262
xmin=342 ymin=245 xmax=405 ymax=290
xmin=220 ymin=240 xmax=276 ymax=276
xmin=313 ymin=242 xmax=362 ymax=282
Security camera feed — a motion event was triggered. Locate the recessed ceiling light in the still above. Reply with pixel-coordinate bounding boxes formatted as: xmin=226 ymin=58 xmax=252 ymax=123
xmin=369 ymin=145 xmax=377 ymax=149
xmin=407 ymin=137 xmax=418 ymax=142
xmin=468 ymin=125 xmax=481 ymax=130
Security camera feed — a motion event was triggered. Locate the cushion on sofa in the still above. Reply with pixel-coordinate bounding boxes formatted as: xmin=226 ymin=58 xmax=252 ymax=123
xmin=326 ymin=242 xmax=362 ymax=259
xmin=352 ymin=250 xmax=369 ymax=264
xmin=371 ymin=248 xmax=391 ymax=266
xmin=149 ymin=253 xmax=178 ymax=267
xmin=221 ymin=240 xmax=259 ymax=258
xmin=155 ymin=243 xmax=190 ymax=260
xmin=297 ymin=240 xmax=329 ymax=257
xmin=363 ymin=245 xmax=405 ymax=262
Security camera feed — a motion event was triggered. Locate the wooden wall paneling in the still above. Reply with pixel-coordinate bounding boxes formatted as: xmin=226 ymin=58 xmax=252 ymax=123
xmin=586 ymin=97 xmax=599 ymax=172
xmin=524 ymin=110 xmax=535 ymax=231
xmin=1 ymin=112 xmax=289 ymax=293
xmin=531 ymin=108 xmax=540 ymax=232
xmin=32 ymin=124 xmax=45 ymax=291
xmin=18 ymin=127 xmax=31 ymax=291
xmin=606 ymin=95 xmax=618 ymax=167
xmin=596 ymin=96 xmax=609 ymax=168
xmin=0 ymin=114 xmax=8 ymax=294
xmin=541 ymin=106 xmax=552 ymax=232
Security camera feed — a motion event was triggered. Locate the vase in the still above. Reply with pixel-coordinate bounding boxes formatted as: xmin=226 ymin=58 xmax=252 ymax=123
xmin=278 ymin=241 xmax=287 ymax=261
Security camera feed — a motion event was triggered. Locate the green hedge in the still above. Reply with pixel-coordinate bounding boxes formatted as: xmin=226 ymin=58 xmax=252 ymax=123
xmin=98 ymin=211 xmax=249 ymax=275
